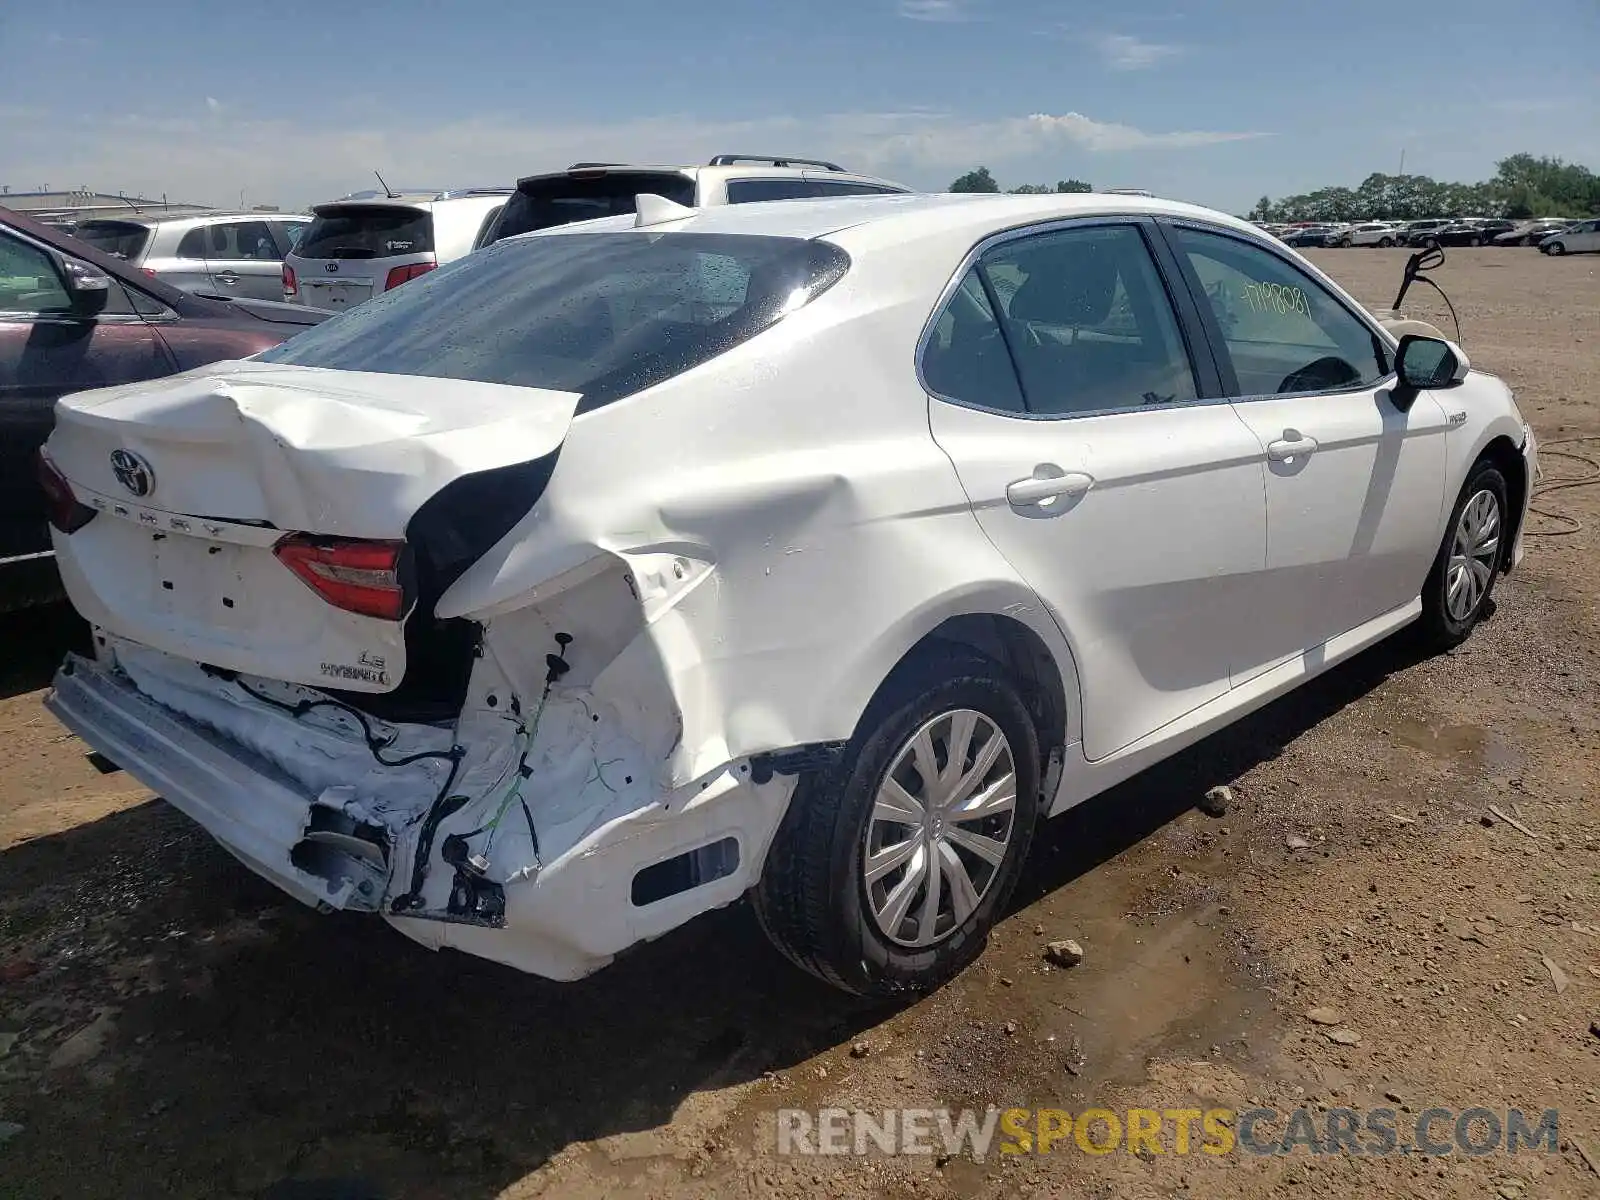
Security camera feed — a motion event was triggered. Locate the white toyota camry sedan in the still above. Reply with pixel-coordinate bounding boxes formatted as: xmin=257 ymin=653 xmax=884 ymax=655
xmin=39 ymin=191 xmax=1536 ymax=995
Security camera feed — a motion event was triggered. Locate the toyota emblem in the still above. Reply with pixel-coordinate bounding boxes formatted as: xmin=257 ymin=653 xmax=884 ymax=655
xmin=324 ymin=262 xmax=339 ymax=273
xmin=109 ymin=449 xmax=155 ymax=498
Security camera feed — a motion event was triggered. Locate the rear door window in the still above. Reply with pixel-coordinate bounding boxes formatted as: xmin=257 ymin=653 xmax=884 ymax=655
xmin=73 ymin=221 xmax=152 ymax=262
xmin=192 ymin=220 xmax=280 ymax=261
xmin=295 ymin=207 xmax=434 ymax=259
xmin=487 ymin=173 xmax=696 ymax=244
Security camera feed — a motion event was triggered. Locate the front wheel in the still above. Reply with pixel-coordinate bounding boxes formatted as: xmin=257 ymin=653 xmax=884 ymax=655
xmin=1416 ymin=462 xmax=1508 ymax=652
xmin=1546 ymin=241 xmax=1565 ymax=256
xmin=1469 ymin=236 xmax=1482 ymax=247
xmin=753 ymin=655 xmax=1040 ymax=995
xmin=1378 ymin=237 xmax=1394 ymax=247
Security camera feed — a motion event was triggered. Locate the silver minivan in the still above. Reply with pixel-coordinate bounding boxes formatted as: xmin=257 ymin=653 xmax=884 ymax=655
xmin=282 ymin=189 xmax=510 ymax=310
xmin=73 ymin=212 xmax=309 ymax=301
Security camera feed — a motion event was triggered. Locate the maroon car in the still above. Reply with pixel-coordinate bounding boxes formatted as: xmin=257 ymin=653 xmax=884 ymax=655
xmin=1 ymin=206 xmax=330 ymax=611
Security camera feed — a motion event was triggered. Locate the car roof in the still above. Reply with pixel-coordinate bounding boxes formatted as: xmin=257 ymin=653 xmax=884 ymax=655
xmin=525 ymin=190 xmax=1262 ymax=248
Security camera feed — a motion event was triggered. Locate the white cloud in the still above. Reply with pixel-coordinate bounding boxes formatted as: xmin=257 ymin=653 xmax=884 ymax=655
xmin=204 ymin=97 xmax=224 ymax=115
xmin=1095 ymin=33 xmax=1184 ymax=71
xmin=0 ymin=107 xmax=1267 ymax=209
xmin=897 ymin=1 xmax=973 ymax=22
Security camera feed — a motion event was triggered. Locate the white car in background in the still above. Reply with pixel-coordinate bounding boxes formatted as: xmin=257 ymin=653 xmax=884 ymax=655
xmin=1346 ymin=222 xmax=1401 ymax=247
xmin=282 ymin=187 xmax=511 ymax=311
xmin=474 ymin=155 xmax=909 ymax=247
xmin=41 ymin=192 xmax=1535 ymax=995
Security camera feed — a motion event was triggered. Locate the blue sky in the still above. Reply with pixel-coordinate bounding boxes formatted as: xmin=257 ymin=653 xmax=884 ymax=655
xmin=1 ymin=0 xmax=1595 ymax=213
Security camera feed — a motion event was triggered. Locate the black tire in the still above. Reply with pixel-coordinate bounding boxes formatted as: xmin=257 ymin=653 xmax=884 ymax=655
xmin=1378 ymin=237 xmax=1394 ymax=248
xmin=1546 ymin=241 xmax=1565 ymax=256
xmin=753 ymin=651 xmax=1041 ymax=996
xmin=1415 ymin=461 xmax=1509 ymax=652
xmin=1469 ymin=236 xmax=1482 ymax=247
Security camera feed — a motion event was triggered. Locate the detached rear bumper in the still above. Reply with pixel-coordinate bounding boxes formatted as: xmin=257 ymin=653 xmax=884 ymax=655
xmin=45 ymin=653 xmax=382 ymax=912
xmin=45 ymin=650 xmax=796 ymax=982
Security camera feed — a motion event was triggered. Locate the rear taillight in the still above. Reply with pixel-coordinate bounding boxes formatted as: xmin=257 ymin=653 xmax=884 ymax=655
xmin=36 ymin=450 xmax=97 ymax=535
xmin=383 ymin=262 xmax=435 ymax=291
xmin=273 ymin=534 xmax=410 ymax=621
xmin=282 ymin=264 xmax=297 ymax=298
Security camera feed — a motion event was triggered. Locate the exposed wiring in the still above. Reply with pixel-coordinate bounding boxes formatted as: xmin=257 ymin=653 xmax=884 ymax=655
xmin=233 ymin=678 xmax=458 ymax=770
xmin=1525 ymin=436 xmax=1600 ymax=537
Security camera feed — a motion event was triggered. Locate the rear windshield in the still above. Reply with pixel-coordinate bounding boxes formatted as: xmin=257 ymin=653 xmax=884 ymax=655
xmin=482 ymin=173 xmax=697 ymax=246
xmin=257 ymin=232 xmax=849 ymax=411
xmin=74 ymin=221 xmax=152 ymax=261
xmin=295 ymin=206 xmax=433 ymax=260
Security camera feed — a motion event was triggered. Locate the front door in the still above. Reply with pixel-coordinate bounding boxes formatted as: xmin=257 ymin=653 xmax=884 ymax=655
xmin=923 ymin=221 xmax=1268 ymax=760
xmin=1161 ymin=221 xmax=1450 ymax=678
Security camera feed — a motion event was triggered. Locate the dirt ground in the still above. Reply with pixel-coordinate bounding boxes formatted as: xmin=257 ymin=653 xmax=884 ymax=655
xmin=2 ymin=247 xmax=1598 ymax=1200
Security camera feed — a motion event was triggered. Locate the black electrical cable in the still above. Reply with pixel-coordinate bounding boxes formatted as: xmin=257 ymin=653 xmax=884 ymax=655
xmin=233 ymin=678 xmax=458 ymax=770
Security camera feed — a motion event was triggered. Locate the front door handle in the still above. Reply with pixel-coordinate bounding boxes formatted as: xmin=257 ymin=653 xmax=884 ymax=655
xmin=213 ymin=272 xmax=241 ymax=284
xmin=1267 ymin=434 xmax=1319 ymax=462
xmin=1006 ymin=470 xmax=1094 ymax=507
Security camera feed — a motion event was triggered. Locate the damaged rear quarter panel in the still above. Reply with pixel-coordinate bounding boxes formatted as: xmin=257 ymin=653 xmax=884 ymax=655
xmin=436 ymin=243 xmax=1079 ymax=786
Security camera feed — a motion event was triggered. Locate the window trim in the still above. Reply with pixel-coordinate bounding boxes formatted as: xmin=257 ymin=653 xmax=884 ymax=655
xmin=1152 ymin=217 xmax=1398 ymax=404
xmin=915 ymin=215 xmax=1224 ymax=422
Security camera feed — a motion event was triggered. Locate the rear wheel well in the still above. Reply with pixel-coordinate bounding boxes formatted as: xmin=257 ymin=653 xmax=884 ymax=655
xmin=1477 ymin=435 xmax=1526 ymax=571
xmin=862 ymin=614 xmax=1070 ymax=808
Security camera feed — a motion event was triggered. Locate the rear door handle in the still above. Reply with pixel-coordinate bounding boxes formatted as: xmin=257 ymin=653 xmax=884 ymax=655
xmin=1005 ymin=470 xmax=1094 ymax=507
xmin=1267 ymin=434 xmax=1319 ymax=461
xmin=213 ymin=272 xmax=240 ymax=284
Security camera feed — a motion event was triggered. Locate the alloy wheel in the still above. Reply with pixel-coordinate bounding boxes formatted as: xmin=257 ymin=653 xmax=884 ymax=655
xmin=863 ymin=709 xmax=1017 ymax=948
xmin=1446 ymin=489 xmax=1501 ymax=623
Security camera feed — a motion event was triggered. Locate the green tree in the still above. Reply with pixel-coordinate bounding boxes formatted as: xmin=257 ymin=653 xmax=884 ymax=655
xmin=949 ymin=167 xmax=999 ymax=193
xmin=1008 ymin=183 xmax=1053 ymax=194
xmin=1248 ymin=195 xmax=1274 ymax=222
xmin=1056 ymin=179 xmax=1092 ymax=193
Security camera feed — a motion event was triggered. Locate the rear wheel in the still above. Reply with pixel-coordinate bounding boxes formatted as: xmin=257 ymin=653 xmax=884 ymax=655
xmin=1469 ymin=235 xmax=1482 ymax=247
xmin=754 ymin=654 xmax=1040 ymax=995
xmin=1416 ymin=461 xmax=1507 ymax=652
xmin=1379 ymin=236 xmax=1394 ymax=247
xmin=1546 ymin=241 xmax=1566 ymax=256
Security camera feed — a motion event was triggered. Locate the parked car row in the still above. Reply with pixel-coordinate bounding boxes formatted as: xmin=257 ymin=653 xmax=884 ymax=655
xmin=281 ymin=157 xmax=910 ymax=310
xmin=1258 ymin=215 xmax=1592 ymax=252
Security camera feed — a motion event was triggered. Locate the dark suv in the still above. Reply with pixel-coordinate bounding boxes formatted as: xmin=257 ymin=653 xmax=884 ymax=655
xmin=1 ymin=207 xmax=330 ymax=611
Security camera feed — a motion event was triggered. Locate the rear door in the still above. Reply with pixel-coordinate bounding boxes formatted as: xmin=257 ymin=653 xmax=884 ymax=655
xmin=924 ymin=219 xmax=1269 ymax=760
xmin=158 ymin=226 xmax=218 ymax=295
xmin=0 ymin=226 xmax=172 ymax=564
xmin=1160 ymin=220 xmax=1449 ymax=676
xmin=197 ymin=219 xmax=285 ymax=301
xmin=290 ymin=203 xmax=435 ymax=309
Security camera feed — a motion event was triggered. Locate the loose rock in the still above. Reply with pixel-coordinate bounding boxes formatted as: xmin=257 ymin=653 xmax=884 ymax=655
xmin=1199 ymin=786 xmax=1231 ymax=817
xmin=0 ymin=1121 xmax=22 ymax=1146
xmin=1305 ymin=1007 xmax=1344 ymax=1026
xmin=849 ymin=1040 xmax=871 ymax=1059
xmin=48 ymin=1011 xmax=114 ymax=1072
xmin=1286 ymin=834 xmax=1313 ymax=851
xmin=1044 ymin=939 xmax=1084 ymax=968
xmin=1324 ymin=1028 xmax=1361 ymax=1046
xmin=1541 ymin=956 xmax=1569 ymax=995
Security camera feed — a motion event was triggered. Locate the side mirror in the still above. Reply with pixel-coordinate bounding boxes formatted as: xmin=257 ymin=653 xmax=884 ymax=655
xmin=1391 ymin=334 xmax=1468 ymax=411
xmin=59 ymin=256 xmax=111 ymax=317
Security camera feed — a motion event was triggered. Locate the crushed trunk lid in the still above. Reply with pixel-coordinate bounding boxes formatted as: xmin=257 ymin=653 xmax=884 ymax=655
xmin=47 ymin=361 xmax=577 ymax=690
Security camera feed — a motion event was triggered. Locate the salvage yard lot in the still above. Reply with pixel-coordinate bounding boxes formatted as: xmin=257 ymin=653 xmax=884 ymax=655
xmin=2 ymin=248 xmax=1598 ymax=1200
